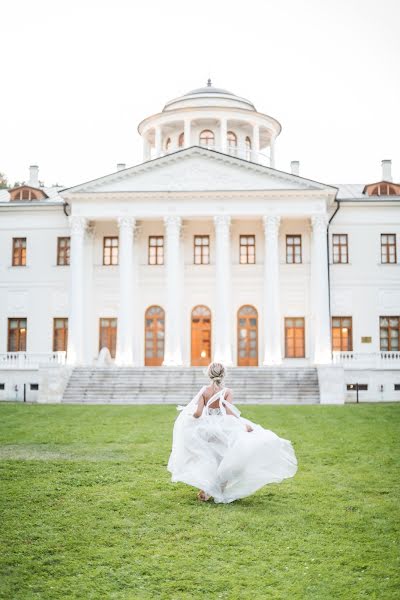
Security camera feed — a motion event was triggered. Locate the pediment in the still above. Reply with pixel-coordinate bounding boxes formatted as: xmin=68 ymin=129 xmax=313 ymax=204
xmin=63 ymin=147 xmax=335 ymax=195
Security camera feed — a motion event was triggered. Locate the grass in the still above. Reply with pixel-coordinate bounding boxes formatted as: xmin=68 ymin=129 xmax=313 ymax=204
xmin=0 ymin=403 xmax=399 ymax=600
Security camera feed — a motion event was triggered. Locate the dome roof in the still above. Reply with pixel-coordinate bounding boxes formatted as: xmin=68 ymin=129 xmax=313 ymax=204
xmin=163 ymin=80 xmax=256 ymax=112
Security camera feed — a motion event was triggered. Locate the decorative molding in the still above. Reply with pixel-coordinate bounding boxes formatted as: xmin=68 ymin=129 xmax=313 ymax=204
xmin=68 ymin=216 xmax=88 ymax=234
xmin=164 ymin=215 xmax=182 ymax=230
xmin=213 ymin=215 xmax=231 ymax=230
xmin=117 ymin=216 xmax=136 ymax=229
xmin=311 ymin=214 xmax=329 ymax=232
xmin=263 ymin=215 xmax=281 ymax=236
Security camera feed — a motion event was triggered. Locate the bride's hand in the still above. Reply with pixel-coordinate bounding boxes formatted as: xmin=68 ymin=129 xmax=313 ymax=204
xmin=245 ymin=424 xmax=253 ymax=432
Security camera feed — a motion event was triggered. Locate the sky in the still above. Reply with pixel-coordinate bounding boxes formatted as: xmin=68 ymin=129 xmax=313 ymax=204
xmin=1 ymin=0 xmax=399 ymax=188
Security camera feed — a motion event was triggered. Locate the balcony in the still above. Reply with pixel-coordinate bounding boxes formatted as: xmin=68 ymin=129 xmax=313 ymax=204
xmin=332 ymin=351 xmax=400 ymax=369
xmin=0 ymin=352 xmax=66 ymax=370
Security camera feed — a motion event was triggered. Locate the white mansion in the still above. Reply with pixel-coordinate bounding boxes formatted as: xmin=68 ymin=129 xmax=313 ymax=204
xmin=1 ymin=82 xmax=399 ymax=402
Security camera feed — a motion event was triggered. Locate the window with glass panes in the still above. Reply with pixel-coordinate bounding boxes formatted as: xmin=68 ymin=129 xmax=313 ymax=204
xmin=380 ymin=316 xmax=400 ymax=351
xmin=8 ymin=318 xmax=27 ymax=351
xmin=57 ymin=237 xmax=70 ymax=266
xmin=285 ymin=317 xmax=305 ymax=357
xmin=12 ymin=238 xmax=26 ymax=266
xmin=332 ymin=317 xmax=352 ymax=351
xmin=99 ymin=318 xmax=117 ymax=358
xmin=286 ymin=235 xmax=302 ymax=263
xmin=103 ymin=237 xmax=119 ymax=265
xmin=53 ymin=318 xmax=68 ymax=351
xmin=332 ymin=234 xmax=348 ymax=264
xmin=194 ymin=235 xmax=209 ymax=264
xmin=381 ymin=234 xmax=397 ymax=264
xmin=239 ymin=235 xmax=255 ymax=264
xmin=148 ymin=236 xmax=164 ymax=265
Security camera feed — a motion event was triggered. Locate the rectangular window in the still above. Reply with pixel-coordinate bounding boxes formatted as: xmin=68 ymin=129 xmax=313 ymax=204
xmin=239 ymin=235 xmax=256 ymax=264
xmin=332 ymin=316 xmax=353 ymax=351
xmin=0 ymin=384 xmax=5 ymax=390
xmin=99 ymin=317 xmax=117 ymax=358
xmin=103 ymin=237 xmax=119 ymax=266
xmin=7 ymin=318 xmax=27 ymax=351
xmin=53 ymin=318 xmax=68 ymax=352
xmin=285 ymin=317 xmax=305 ymax=358
xmin=394 ymin=384 xmax=400 ymax=391
xmin=12 ymin=238 xmax=26 ymax=266
xmin=57 ymin=237 xmax=70 ymax=266
xmin=381 ymin=234 xmax=397 ymax=264
xmin=332 ymin=234 xmax=348 ymax=264
xmin=380 ymin=316 xmax=400 ymax=351
xmin=148 ymin=236 xmax=164 ymax=265
xmin=194 ymin=235 xmax=210 ymax=265
xmin=286 ymin=235 xmax=302 ymax=264
xmin=347 ymin=384 xmax=368 ymax=391
xmin=30 ymin=384 xmax=39 ymax=391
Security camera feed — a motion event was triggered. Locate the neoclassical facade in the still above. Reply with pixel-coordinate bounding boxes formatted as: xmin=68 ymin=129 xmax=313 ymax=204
xmin=0 ymin=82 xmax=399 ymax=400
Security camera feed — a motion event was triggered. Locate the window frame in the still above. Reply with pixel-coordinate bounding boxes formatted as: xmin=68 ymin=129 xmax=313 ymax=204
xmin=12 ymin=237 xmax=27 ymax=267
xmin=193 ymin=235 xmax=210 ymax=265
xmin=380 ymin=316 xmax=400 ymax=351
xmin=331 ymin=316 xmax=353 ymax=351
xmin=199 ymin=129 xmax=215 ymax=147
xmin=239 ymin=235 xmax=256 ymax=265
xmin=53 ymin=318 xmax=68 ymax=352
xmin=284 ymin=317 xmax=305 ymax=358
xmin=381 ymin=234 xmax=397 ymax=264
xmin=286 ymin=235 xmax=302 ymax=264
xmin=57 ymin=236 xmax=70 ymax=266
xmin=7 ymin=318 xmax=27 ymax=352
xmin=148 ymin=235 xmax=164 ymax=265
xmin=103 ymin=236 xmax=119 ymax=266
xmin=99 ymin=317 xmax=117 ymax=358
xmin=332 ymin=234 xmax=349 ymax=264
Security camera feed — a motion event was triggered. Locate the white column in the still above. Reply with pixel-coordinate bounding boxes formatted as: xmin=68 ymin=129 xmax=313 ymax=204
xmin=116 ymin=217 xmax=136 ymax=366
xmin=262 ymin=215 xmax=282 ymax=364
xmin=163 ymin=216 xmax=183 ymax=365
xmin=213 ymin=215 xmax=233 ymax=365
xmin=252 ymin=123 xmax=260 ymax=162
xmin=220 ymin=118 xmax=227 ymax=153
xmin=184 ymin=119 xmax=191 ymax=148
xmin=270 ymin=136 xmax=276 ymax=168
xmin=67 ymin=216 xmax=87 ymax=365
xmin=143 ymin=136 xmax=151 ymax=161
xmin=155 ymin=125 xmax=162 ymax=157
xmin=311 ymin=214 xmax=332 ymax=364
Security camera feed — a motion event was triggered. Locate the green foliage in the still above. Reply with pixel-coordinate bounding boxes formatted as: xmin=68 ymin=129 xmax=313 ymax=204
xmin=0 ymin=172 xmax=8 ymax=189
xmin=0 ymin=403 xmax=399 ymax=599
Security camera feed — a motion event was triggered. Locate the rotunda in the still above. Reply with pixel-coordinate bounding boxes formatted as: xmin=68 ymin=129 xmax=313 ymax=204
xmin=137 ymin=80 xmax=281 ymax=166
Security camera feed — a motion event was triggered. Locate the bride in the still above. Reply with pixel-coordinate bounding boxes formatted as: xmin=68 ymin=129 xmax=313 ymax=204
xmin=167 ymin=362 xmax=298 ymax=504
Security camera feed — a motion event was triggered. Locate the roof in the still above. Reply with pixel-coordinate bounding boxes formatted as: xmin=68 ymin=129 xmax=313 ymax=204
xmin=333 ymin=183 xmax=400 ymax=201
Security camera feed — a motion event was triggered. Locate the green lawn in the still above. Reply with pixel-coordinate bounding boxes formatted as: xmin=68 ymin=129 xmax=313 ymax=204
xmin=0 ymin=403 xmax=399 ymax=600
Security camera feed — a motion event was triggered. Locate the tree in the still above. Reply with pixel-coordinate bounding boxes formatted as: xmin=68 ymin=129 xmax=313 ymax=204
xmin=0 ymin=172 xmax=8 ymax=189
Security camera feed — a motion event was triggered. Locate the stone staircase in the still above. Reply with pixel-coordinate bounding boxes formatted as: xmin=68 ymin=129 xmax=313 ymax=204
xmin=62 ymin=367 xmax=320 ymax=404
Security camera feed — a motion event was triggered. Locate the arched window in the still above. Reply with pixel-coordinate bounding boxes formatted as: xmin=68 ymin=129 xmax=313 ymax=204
xmin=145 ymin=306 xmax=165 ymax=366
xmin=10 ymin=186 xmax=45 ymax=201
xmin=227 ymin=131 xmax=237 ymax=148
xmin=199 ymin=130 xmax=214 ymax=147
xmin=178 ymin=132 xmax=184 ymax=147
xmin=191 ymin=305 xmax=211 ymax=366
xmin=165 ymin=137 xmax=171 ymax=151
xmin=245 ymin=136 xmax=252 ymax=160
xmin=237 ymin=305 xmax=258 ymax=366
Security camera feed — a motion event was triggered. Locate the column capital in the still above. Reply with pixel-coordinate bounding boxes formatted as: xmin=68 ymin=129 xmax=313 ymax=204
xmin=311 ymin=214 xmax=329 ymax=231
xmin=69 ymin=216 xmax=88 ymax=234
xmin=117 ymin=216 xmax=136 ymax=230
xmin=164 ymin=215 xmax=182 ymax=230
xmin=214 ymin=215 xmax=231 ymax=230
xmin=262 ymin=215 xmax=281 ymax=234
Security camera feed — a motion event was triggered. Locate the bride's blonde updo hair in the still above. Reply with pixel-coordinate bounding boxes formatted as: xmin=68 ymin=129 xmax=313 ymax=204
xmin=206 ymin=362 xmax=226 ymax=388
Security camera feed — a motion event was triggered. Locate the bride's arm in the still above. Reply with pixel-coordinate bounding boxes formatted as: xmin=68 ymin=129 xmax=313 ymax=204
xmin=225 ymin=389 xmax=253 ymax=432
xmin=192 ymin=394 xmax=205 ymax=418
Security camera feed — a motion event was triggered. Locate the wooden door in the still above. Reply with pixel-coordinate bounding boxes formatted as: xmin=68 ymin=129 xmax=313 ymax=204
xmin=145 ymin=306 xmax=165 ymax=366
xmin=237 ymin=305 xmax=258 ymax=366
xmin=191 ymin=305 xmax=211 ymax=366
xmin=285 ymin=317 xmax=305 ymax=358
xmin=99 ymin=318 xmax=117 ymax=358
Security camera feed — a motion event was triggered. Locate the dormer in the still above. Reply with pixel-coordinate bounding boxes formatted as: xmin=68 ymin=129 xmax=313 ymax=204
xmin=363 ymin=181 xmax=400 ymax=197
xmin=9 ymin=185 xmax=48 ymax=201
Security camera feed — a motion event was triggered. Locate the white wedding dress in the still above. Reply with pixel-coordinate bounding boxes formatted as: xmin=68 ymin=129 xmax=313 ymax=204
xmin=167 ymin=385 xmax=298 ymax=504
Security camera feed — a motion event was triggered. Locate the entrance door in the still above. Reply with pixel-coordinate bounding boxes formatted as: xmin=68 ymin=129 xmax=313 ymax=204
xmin=99 ymin=317 xmax=117 ymax=358
xmin=191 ymin=305 xmax=211 ymax=366
xmin=237 ymin=305 xmax=258 ymax=366
xmin=145 ymin=306 xmax=165 ymax=366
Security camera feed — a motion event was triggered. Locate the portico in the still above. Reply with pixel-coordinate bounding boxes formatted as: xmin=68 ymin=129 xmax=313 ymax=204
xmin=64 ymin=149 xmax=334 ymax=369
